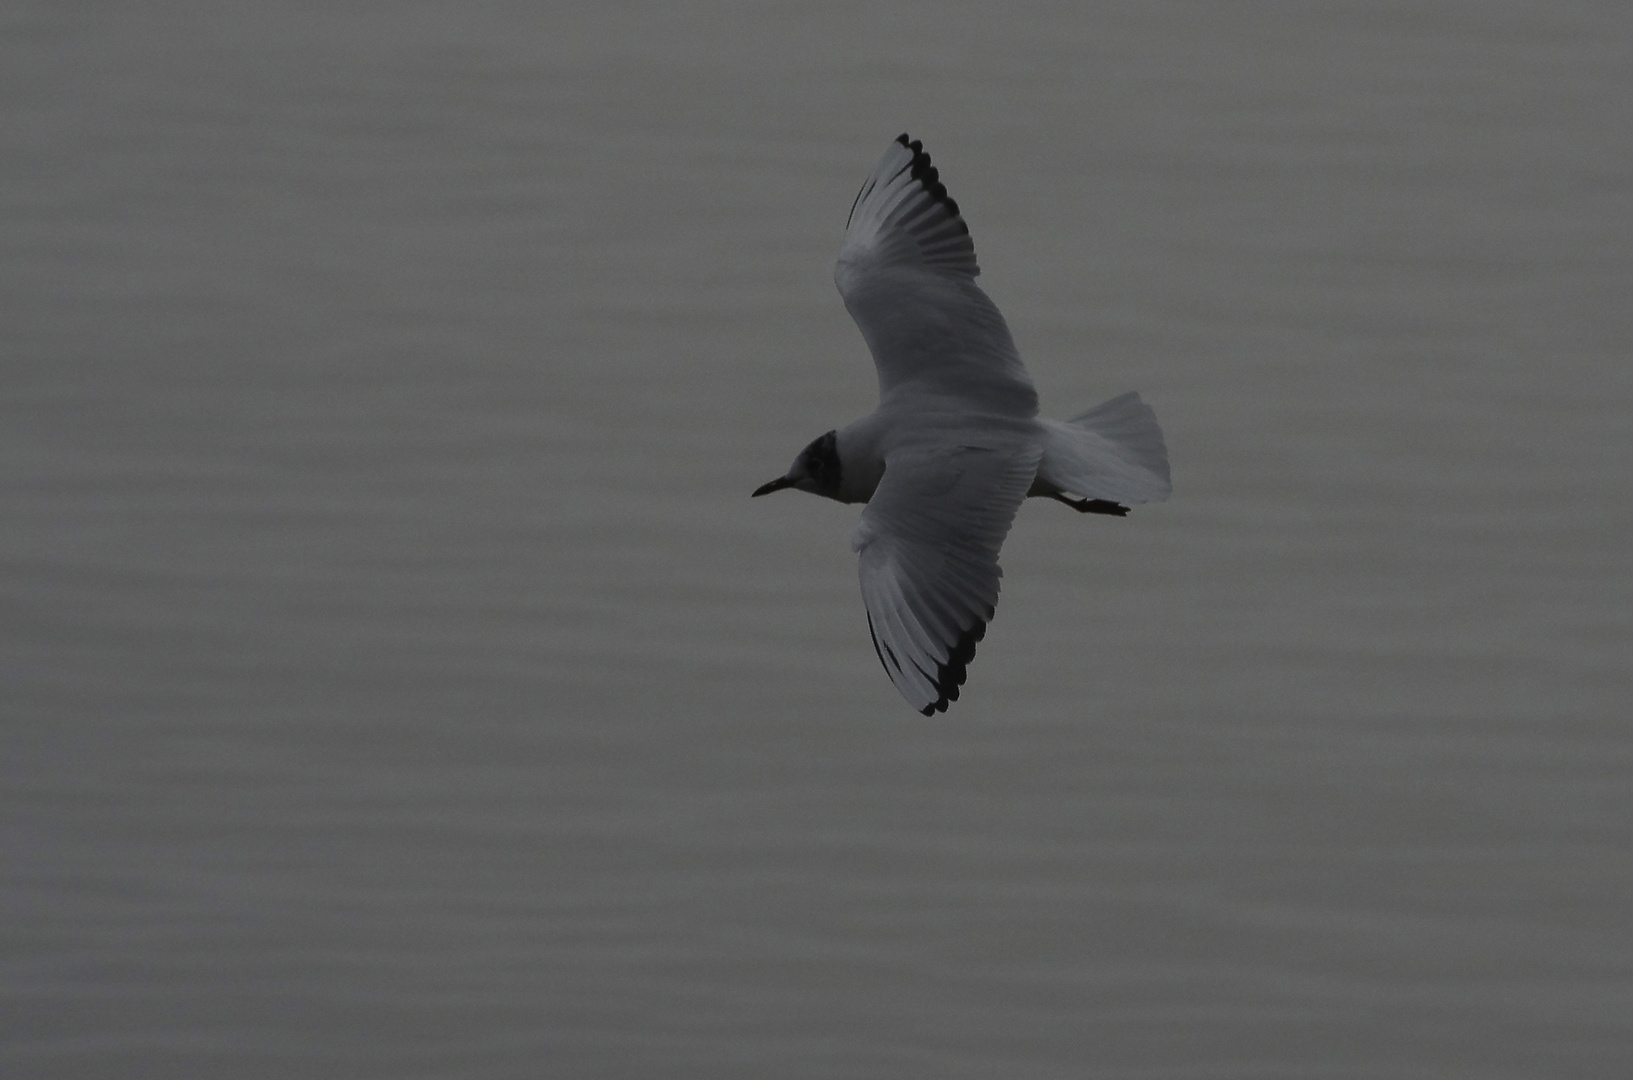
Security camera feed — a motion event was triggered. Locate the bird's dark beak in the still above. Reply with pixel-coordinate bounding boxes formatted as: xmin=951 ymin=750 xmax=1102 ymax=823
xmin=752 ymin=475 xmax=795 ymax=497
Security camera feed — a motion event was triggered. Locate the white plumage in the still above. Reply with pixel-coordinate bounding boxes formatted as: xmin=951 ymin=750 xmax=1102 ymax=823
xmin=754 ymin=135 xmax=1171 ymax=714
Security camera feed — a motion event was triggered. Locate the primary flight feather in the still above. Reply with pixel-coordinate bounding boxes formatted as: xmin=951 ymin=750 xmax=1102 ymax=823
xmin=754 ymin=134 xmax=1171 ymax=714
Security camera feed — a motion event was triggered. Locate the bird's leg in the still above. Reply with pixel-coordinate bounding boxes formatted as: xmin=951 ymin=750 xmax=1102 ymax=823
xmin=1049 ymin=492 xmax=1130 ymax=516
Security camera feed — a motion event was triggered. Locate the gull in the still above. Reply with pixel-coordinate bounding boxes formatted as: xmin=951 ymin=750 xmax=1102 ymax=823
xmin=753 ymin=134 xmax=1171 ymax=714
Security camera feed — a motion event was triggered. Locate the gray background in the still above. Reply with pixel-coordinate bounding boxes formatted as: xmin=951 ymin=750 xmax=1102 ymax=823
xmin=4 ymin=1 xmax=1631 ymax=1077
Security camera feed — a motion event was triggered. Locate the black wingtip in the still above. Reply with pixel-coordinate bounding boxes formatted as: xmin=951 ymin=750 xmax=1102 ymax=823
xmin=889 ymin=133 xmax=968 ymax=233
xmin=869 ymin=608 xmax=992 ymax=716
xmin=923 ymin=618 xmax=987 ymax=715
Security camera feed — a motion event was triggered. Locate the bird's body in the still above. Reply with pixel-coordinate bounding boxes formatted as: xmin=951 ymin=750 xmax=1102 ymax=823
xmin=755 ymin=135 xmax=1170 ymax=714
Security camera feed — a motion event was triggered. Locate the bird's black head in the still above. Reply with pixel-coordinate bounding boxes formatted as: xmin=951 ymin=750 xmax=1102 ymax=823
xmin=752 ymin=430 xmax=843 ymax=500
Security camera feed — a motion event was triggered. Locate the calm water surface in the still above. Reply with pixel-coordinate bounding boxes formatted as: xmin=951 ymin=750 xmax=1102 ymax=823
xmin=3 ymin=2 xmax=1631 ymax=1077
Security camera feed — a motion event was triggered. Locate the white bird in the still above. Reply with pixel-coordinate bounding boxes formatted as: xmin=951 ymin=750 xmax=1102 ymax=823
xmin=754 ymin=134 xmax=1171 ymax=714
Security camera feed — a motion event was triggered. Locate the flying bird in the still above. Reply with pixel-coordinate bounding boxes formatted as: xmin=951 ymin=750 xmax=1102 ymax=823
xmin=753 ymin=134 xmax=1171 ymax=714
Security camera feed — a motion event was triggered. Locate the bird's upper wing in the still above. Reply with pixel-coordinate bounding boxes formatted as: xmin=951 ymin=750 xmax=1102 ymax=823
xmin=834 ymin=135 xmax=1038 ymax=418
xmin=852 ymin=435 xmax=1042 ymax=714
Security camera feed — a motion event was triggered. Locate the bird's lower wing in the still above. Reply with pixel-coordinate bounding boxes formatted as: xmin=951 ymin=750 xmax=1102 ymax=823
xmin=853 ymin=441 xmax=1041 ymax=714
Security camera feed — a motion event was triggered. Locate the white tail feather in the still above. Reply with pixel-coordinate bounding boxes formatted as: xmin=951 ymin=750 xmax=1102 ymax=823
xmin=1036 ymin=392 xmax=1171 ymax=506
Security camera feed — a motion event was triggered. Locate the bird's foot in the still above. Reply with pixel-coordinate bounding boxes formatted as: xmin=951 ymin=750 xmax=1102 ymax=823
xmin=1050 ymin=493 xmax=1130 ymax=516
